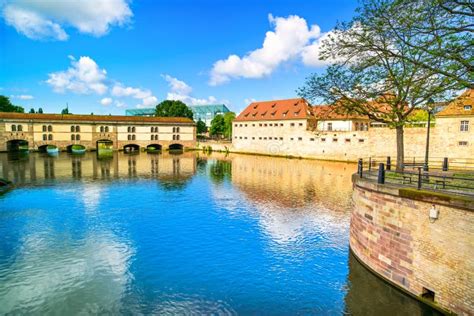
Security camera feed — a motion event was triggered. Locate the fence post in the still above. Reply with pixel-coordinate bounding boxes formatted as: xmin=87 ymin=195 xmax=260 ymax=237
xmin=386 ymin=156 xmax=391 ymax=171
xmin=377 ymin=163 xmax=385 ymax=184
xmin=417 ymin=167 xmax=422 ymax=189
xmin=442 ymin=157 xmax=448 ymax=171
xmin=358 ymin=158 xmax=363 ymax=178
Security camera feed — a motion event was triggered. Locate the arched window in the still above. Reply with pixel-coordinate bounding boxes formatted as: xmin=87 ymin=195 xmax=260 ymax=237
xmin=11 ymin=125 xmax=16 ymax=132
xmin=17 ymin=125 xmax=23 ymax=132
xmin=71 ymin=134 xmax=75 ymax=141
xmin=128 ymin=135 xmax=131 ymax=140
xmin=132 ymin=134 xmax=136 ymax=140
xmin=150 ymin=127 xmax=154 ymax=133
xmin=43 ymin=125 xmax=47 ymax=132
xmin=172 ymin=127 xmax=176 ymax=133
xmin=75 ymin=125 xmax=80 ymax=132
xmin=76 ymin=134 xmax=80 ymax=141
xmin=172 ymin=135 xmax=176 ymax=140
xmin=105 ymin=126 xmax=109 ymax=133
xmin=48 ymin=134 xmax=53 ymax=140
xmin=100 ymin=126 xmax=104 ymax=133
xmin=47 ymin=125 xmax=52 ymax=132
xmin=127 ymin=127 xmax=131 ymax=133
xmin=176 ymin=134 xmax=180 ymax=140
xmin=176 ymin=127 xmax=180 ymax=133
xmin=151 ymin=135 xmax=154 ymax=140
xmin=43 ymin=134 xmax=47 ymax=141
xmin=132 ymin=127 xmax=136 ymax=133
xmin=71 ymin=126 xmax=75 ymax=132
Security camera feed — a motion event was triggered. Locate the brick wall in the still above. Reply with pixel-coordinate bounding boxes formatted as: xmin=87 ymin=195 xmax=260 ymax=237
xmin=350 ymin=177 xmax=474 ymax=315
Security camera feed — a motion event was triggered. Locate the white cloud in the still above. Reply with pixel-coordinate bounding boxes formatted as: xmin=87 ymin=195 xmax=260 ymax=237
xmin=210 ymin=14 xmax=322 ymax=85
xmin=100 ymin=97 xmax=112 ymax=106
xmin=301 ymin=31 xmax=334 ymax=67
xmin=11 ymin=94 xmax=34 ymax=100
xmin=111 ymin=83 xmax=157 ymax=108
xmin=46 ymin=56 xmax=108 ymax=94
xmin=1 ymin=0 xmax=132 ymax=41
xmin=115 ymin=100 xmax=127 ymax=108
xmin=164 ymin=74 xmax=220 ymax=105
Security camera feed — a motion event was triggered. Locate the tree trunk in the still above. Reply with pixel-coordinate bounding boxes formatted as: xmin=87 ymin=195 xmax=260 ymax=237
xmin=396 ymin=125 xmax=405 ymax=171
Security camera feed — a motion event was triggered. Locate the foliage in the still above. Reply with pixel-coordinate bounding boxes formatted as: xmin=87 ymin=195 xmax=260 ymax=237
xmin=29 ymin=108 xmax=35 ymax=113
xmin=61 ymin=106 xmax=70 ymax=114
xmin=196 ymin=119 xmax=207 ymax=134
xmin=209 ymin=114 xmax=225 ymax=136
xmin=38 ymin=108 xmax=43 ymax=114
xmin=0 ymin=95 xmax=24 ymax=113
xmin=155 ymin=100 xmax=193 ymax=119
xmin=298 ymin=0 xmax=468 ymax=170
xmin=223 ymin=112 xmax=236 ymax=138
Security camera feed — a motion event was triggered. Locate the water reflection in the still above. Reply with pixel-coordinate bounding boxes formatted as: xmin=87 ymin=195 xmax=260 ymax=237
xmin=0 ymin=152 xmax=438 ymax=314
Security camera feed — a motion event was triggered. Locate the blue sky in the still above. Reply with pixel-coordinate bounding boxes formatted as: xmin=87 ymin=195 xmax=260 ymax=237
xmin=0 ymin=0 xmax=358 ymax=115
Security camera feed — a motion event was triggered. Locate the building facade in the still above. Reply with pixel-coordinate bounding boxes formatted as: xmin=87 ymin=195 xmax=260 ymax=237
xmin=0 ymin=113 xmax=196 ymax=152
xmin=232 ymin=91 xmax=474 ymax=161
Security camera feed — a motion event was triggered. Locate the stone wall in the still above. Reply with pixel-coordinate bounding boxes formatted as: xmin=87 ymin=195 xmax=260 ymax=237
xmin=231 ymin=117 xmax=474 ymax=161
xmin=350 ymin=176 xmax=473 ymax=315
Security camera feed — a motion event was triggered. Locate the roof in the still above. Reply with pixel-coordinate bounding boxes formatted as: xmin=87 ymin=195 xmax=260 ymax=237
xmin=189 ymin=104 xmax=230 ymax=115
xmin=235 ymin=98 xmax=312 ymax=121
xmin=436 ymin=89 xmax=474 ymax=117
xmin=0 ymin=112 xmax=194 ymax=124
xmin=312 ymin=105 xmax=369 ymax=121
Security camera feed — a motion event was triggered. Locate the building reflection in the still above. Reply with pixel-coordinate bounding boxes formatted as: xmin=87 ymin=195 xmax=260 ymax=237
xmin=0 ymin=151 xmax=197 ymax=188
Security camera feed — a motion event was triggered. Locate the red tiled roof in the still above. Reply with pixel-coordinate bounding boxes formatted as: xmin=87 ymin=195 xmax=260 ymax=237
xmin=0 ymin=112 xmax=195 ymax=124
xmin=312 ymin=105 xmax=368 ymax=120
xmin=235 ymin=98 xmax=313 ymax=121
xmin=436 ymin=89 xmax=474 ymax=117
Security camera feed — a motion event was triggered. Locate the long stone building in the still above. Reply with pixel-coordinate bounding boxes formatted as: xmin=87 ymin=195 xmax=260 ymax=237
xmin=0 ymin=113 xmax=196 ymax=152
xmin=232 ymin=89 xmax=474 ymax=161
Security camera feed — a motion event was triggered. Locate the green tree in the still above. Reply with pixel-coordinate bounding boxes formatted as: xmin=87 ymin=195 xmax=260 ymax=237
xmin=61 ymin=106 xmax=70 ymax=114
xmin=0 ymin=95 xmax=24 ymax=113
xmin=155 ymin=100 xmax=193 ymax=119
xmin=196 ymin=119 xmax=207 ymax=134
xmin=38 ymin=108 xmax=43 ymax=114
xmin=223 ymin=112 xmax=236 ymax=139
xmin=209 ymin=114 xmax=225 ymax=137
xmin=29 ymin=108 xmax=35 ymax=113
xmin=298 ymin=0 xmax=466 ymax=170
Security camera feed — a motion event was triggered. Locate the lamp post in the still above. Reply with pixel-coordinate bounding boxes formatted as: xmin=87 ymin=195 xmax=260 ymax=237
xmin=424 ymin=98 xmax=434 ymax=171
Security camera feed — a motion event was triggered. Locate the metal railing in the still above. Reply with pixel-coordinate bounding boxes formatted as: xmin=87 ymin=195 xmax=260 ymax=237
xmin=357 ymin=157 xmax=474 ymax=197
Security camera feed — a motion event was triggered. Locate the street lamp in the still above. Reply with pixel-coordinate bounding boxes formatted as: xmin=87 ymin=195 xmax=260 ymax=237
xmin=424 ymin=98 xmax=434 ymax=171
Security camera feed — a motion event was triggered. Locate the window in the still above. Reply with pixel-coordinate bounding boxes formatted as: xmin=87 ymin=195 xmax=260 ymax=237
xmin=43 ymin=134 xmax=47 ymax=141
xmin=460 ymin=120 xmax=469 ymax=132
xmin=359 ymin=139 xmax=365 ymax=143
xmin=105 ymin=126 xmax=109 ymax=133
xmin=345 ymin=138 xmax=351 ymax=143
xmin=132 ymin=127 xmax=136 ymax=133
xmin=299 ymin=123 xmax=303 ymax=126
xmin=269 ymin=123 xmax=273 ymax=127
xmin=355 ymin=122 xmax=359 ymax=131
xmin=71 ymin=134 xmax=75 ymax=141
xmin=264 ymin=124 xmax=267 ymax=127
xmin=76 ymin=126 xmax=80 ymax=132
xmin=259 ymin=123 xmax=262 ymax=127
xmin=280 ymin=123 xmax=284 ymax=126
xmin=48 ymin=134 xmax=53 ymax=141
xmin=269 ymin=137 xmax=272 ymax=140
xmin=76 ymin=134 xmax=80 ymax=141
xmin=71 ymin=126 xmax=75 ymax=132
xmin=252 ymin=124 xmax=255 ymax=127
xmin=259 ymin=137 xmax=262 ymax=140
xmin=279 ymin=137 xmax=283 ymax=140
xmin=176 ymin=127 xmax=180 ymax=133
xmin=17 ymin=125 xmax=23 ymax=132
xmin=321 ymin=138 xmax=326 ymax=142
xmin=327 ymin=123 xmax=333 ymax=131
xmin=176 ymin=135 xmax=180 ymax=140
xmin=310 ymin=138 xmax=315 ymax=141
xmin=290 ymin=137 xmax=294 ymax=141
xmin=459 ymin=141 xmax=468 ymax=146
xmin=252 ymin=137 xmax=255 ymax=140
xmin=132 ymin=134 xmax=136 ymax=140
xmin=43 ymin=125 xmax=47 ymax=132
xmin=290 ymin=123 xmax=295 ymax=127
xmin=151 ymin=127 xmax=154 ymax=133
xmin=333 ymin=138 xmax=338 ymax=142
xmin=127 ymin=127 xmax=132 ymax=133
xmin=47 ymin=125 xmax=52 ymax=132
xmin=11 ymin=125 xmax=16 ymax=132
xmin=128 ymin=135 xmax=131 ymax=140
xmin=298 ymin=137 xmax=302 ymax=141
xmin=464 ymin=105 xmax=472 ymax=111
xmin=100 ymin=126 xmax=104 ymax=133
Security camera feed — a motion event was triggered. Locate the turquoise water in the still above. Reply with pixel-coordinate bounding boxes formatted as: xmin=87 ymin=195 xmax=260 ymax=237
xmin=0 ymin=152 xmax=439 ymax=315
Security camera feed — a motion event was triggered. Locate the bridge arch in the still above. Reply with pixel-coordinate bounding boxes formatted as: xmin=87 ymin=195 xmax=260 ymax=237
xmin=147 ymin=144 xmax=162 ymax=152
xmin=6 ymin=139 xmax=29 ymax=152
xmin=168 ymin=143 xmax=184 ymax=151
xmin=123 ymin=144 xmax=140 ymax=152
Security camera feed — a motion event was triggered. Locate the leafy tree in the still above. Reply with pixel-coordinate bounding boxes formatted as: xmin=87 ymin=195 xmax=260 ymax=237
xmin=298 ymin=0 xmax=466 ymax=170
xmin=29 ymin=108 xmax=35 ymax=113
xmin=196 ymin=119 xmax=207 ymax=134
xmin=0 ymin=95 xmax=24 ymax=113
xmin=223 ymin=112 xmax=236 ymax=139
xmin=155 ymin=100 xmax=193 ymax=119
xmin=38 ymin=108 xmax=43 ymax=114
xmin=209 ymin=114 xmax=225 ymax=136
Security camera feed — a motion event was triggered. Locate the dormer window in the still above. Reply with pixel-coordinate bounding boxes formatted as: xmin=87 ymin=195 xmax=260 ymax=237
xmin=244 ymin=113 xmax=249 ymax=117
xmin=271 ymin=103 xmax=276 ymax=108
xmin=271 ymin=111 xmax=277 ymax=116
xmin=294 ymin=110 xmax=301 ymax=116
xmin=252 ymin=112 xmax=257 ymax=117
xmin=464 ymin=105 xmax=472 ymax=111
xmin=253 ymin=104 xmax=258 ymax=109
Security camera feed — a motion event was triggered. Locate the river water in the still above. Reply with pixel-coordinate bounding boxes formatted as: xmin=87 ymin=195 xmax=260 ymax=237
xmin=0 ymin=152 xmax=440 ymax=315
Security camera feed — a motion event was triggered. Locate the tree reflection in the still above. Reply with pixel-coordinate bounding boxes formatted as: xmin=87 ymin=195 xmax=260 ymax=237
xmin=209 ymin=160 xmax=232 ymax=184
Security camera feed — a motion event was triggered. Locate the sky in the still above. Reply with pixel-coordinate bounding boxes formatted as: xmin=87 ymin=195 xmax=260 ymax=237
xmin=0 ymin=0 xmax=358 ymax=115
